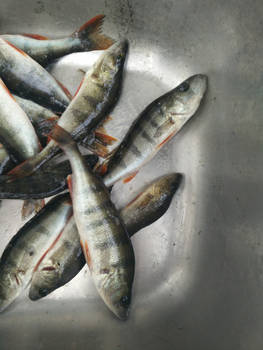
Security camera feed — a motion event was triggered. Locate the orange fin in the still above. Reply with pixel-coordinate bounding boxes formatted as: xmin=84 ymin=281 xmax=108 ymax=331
xmin=7 ymin=159 xmax=34 ymax=179
xmin=67 ymin=175 xmax=73 ymax=199
xmin=73 ymin=76 xmax=85 ymax=98
xmin=73 ymin=15 xmax=114 ymax=50
xmin=34 ymin=216 xmax=72 ymax=272
xmin=123 ymin=171 xmax=138 ymax=183
xmin=0 ymin=80 xmax=16 ymax=100
xmin=84 ymin=241 xmax=92 ymax=269
xmin=47 ymin=116 xmax=59 ymax=122
xmin=94 ymin=130 xmax=118 ymax=146
xmin=87 ymin=140 xmax=109 ymax=158
xmin=97 ymin=162 xmax=108 ymax=176
xmin=22 ymin=33 xmax=49 ymax=40
xmin=4 ymin=40 xmax=28 ymax=56
xmin=54 ymin=78 xmax=72 ymax=100
xmin=157 ymin=131 xmax=177 ymax=148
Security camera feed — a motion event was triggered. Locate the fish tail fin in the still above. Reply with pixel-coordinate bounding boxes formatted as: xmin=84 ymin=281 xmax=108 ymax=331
xmin=73 ymin=15 xmax=114 ymax=50
xmin=22 ymin=199 xmax=45 ymax=220
xmin=7 ymin=144 xmax=53 ymax=180
xmin=85 ymin=139 xmax=110 ymax=158
xmin=48 ymin=125 xmax=78 ymax=156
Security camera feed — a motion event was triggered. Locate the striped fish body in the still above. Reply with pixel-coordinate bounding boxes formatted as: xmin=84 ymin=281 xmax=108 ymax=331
xmin=8 ymin=40 xmax=128 ymax=178
xmin=29 ymin=216 xmax=85 ymax=300
xmin=0 ymin=80 xmax=40 ymax=163
xmin=1 ymin=15 xmax=113 ymax=66
xmin=104 ymin=74 xmax=207 ymax=187
xmin=72 ymin=160 xmax=134 ymax=320
xmin=0 ymin=194 xmax=73 ymax=312
xmin=29 ymin=173 xmax=182 ymax=300
xmin=0 ymin=38 xmax=70 ymax=114
xmin=50 ymin=125 xmax=134 ymax=320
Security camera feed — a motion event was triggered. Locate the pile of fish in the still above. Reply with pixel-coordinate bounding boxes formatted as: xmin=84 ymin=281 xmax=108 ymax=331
xmin=0 ymin=15 xmax=207 ymax=320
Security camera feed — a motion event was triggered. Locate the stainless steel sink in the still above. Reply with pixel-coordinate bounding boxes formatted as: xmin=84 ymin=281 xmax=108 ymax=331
xmin=0 ymin=1 xmax=262 ymax=349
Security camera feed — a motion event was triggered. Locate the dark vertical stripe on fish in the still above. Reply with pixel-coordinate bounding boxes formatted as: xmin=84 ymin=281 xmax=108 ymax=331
xmin=130 ymin=144 xmax=142 ymax=157
xmin=141 ymin=130 xmax=155 ymax=145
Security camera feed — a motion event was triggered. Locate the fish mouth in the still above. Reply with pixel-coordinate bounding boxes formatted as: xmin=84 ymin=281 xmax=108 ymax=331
xmin=188 ymin=74 xmax=208 ymax=97
xmin=113 ymin=305 xmax=130 ymax=321
xmin=28 ymin=286 xmax=49 ymax=301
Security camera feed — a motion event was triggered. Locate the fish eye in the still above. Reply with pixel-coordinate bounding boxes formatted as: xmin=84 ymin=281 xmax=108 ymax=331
xmin=178 ymin=82 xmax=190 ymax=92
xmin=119 ymin=295 xmax=130 ymax=308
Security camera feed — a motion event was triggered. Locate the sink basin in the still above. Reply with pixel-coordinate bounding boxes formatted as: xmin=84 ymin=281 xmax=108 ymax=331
xmin=0 ymin=1 xmax=262 ymax=349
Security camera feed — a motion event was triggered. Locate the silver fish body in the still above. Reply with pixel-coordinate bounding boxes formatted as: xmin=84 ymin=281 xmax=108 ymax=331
xmin=0 ymin=80 xmax=40 ymax=163
xmin=50 ymin=125 xmax=135 ymax=320
xmin=13 ymin=95 xmax=59 ymax=145
xmin=1 ymin=15 xmax=113 ymax=66
xmin=0 ymin=194 xmax=73 ymax=312
xmin=103 ymin=74 xmax=207 ymax=187
xmin=0 ymin=38 xmax=71 ymax=114
xmin=29 ymin=173 xmax=182 ymax=300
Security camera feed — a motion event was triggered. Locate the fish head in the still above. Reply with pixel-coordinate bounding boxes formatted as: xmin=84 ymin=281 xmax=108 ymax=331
xmin=29 ymin=266 xmax=60 ymax=301
xmin=159 ymin=173 xmax=183 ymax=194
xmin=96 ymin=265 xmax=133 ymax=320
xmin=166 ymin=74 xmax=208 ymax=124
xmin=92 ymin=39 xmax=128 ymax=86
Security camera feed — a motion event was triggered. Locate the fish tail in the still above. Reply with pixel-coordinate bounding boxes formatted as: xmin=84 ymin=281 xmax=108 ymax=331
xmin=7 ymin=143 xmax=54 ymax=179
xmin=73 ymin=15 xmax=114 ymax=50
xmin=48 ymin=124 xmax=78 ymax=156
xmin=22 ymin=199 xmax=45 ymax=220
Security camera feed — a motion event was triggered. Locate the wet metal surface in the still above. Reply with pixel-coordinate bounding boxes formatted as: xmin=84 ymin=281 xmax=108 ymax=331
xmin=0 ymin=0 xmax=263 ymax=349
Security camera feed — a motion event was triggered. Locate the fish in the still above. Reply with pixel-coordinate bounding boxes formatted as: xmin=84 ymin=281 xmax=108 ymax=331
xmin=0 ymin=80 xmax=41 ymax=164
xmin=49 ymin=124 xmax=135 ymax=320
xmin=1 ymin=15 xmax=114 ymax=66
xmin=13 ymin=95 xmax=59 ymax=146
xmin=0 ymin=193 xmax=73 ymax=312
xmin=8 ymin=40 xmax=128 ymax=180
xmin=0 ymin=154 xmax=98 ymax=199
xmin=120 ymin=173 xmax=182 ymax=234
xmin=29 ymin=173 xmax=182 ymax=300
xmin=0 ymin=79 xmax=47 ymax=218
xmin=103 ymin=74 xmax=208 ymax=186
xmin=0 ymin=37 xmax=71 ymax=114
xmin=13 ymin=95 xmax=112 ymax=152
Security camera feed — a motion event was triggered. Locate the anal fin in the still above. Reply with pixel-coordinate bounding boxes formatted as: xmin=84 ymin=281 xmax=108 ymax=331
xmin=123 ymin=171 xmax=138 ymax=183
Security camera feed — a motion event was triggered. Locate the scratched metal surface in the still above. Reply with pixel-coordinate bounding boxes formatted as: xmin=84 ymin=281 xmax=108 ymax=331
xmin=0 ymin=0 xmax=263 ymax=349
